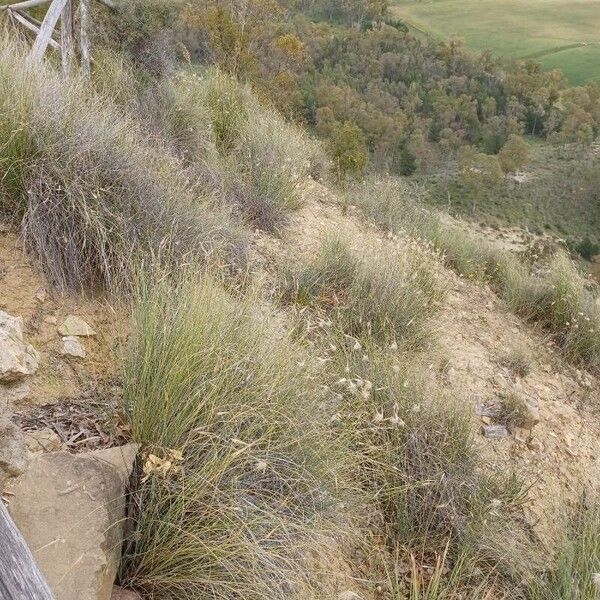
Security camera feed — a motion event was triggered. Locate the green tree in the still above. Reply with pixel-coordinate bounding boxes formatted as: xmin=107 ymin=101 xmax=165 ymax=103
xmin=458 ymin=146 xmax=502 ymax=206
xmin=329 ymin=121 xmax=369 ymax=177
xmin=498 ymin=134 xmax=530 ymax=173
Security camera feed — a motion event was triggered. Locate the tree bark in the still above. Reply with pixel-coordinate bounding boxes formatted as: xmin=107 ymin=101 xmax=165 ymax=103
xmin=0 ymin=501 xmax=56 ymax=600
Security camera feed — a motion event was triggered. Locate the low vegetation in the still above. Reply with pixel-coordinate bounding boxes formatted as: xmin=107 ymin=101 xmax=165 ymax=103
xmin=277 ymin=238 xmax=546 ymax=597
xmin=346 ymin=177 xmax=600 ymax=369
xmin=278 ymin=237 xmax=442 ymax=347
xmin=0 ymin=38 xmax=243 ymax=291
xmin=121 ymin=273 xmax=343 ymax=599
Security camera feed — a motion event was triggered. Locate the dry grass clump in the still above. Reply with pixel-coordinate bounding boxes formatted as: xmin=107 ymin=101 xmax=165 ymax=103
xmin=0 ymin=38 xmax=243 ymax=291
xmin=279 ymin=237 xmax=443 ymax=348
xmin=121 ymin=273 xmax=344 ymax=599
xmin=500 ymin=344 xmax=534 ymax=378
xmin=529 ymin=493 xmax=600 ymax=600
xmin=198 ymin=70 xmax=328 ymax=231
xmin=111 ymin=67 xmax=329 ymax=232
xmin=322 ymin=337 xmax=537 ymax=598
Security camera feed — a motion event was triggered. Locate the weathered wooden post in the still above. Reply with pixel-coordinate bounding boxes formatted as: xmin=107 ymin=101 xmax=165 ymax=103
xmin=0 ymin=501 xmax=56 ymax=600
xmin=60 ymin=0 xmax=73 ymax=73
xmin=29 ymin=0 xmax=69 ymax=64
xmin=79 ymin=0 xmax=90 ymax=79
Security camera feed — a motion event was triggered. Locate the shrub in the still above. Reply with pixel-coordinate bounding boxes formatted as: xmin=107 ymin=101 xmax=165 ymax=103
xmin=498 ymin=134 xmax=530 ymax=174
xmin=329 ymin=121 xmax=369 ymax=179
xmin=121 ymin=273 xmax=342 ymax=599
xmin=0 ymin=39 xmax=244 ymax=291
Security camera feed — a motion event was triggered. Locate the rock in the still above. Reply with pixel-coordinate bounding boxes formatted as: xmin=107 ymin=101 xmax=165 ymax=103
xmin=61 ymin=336 xmax=86 ymax=359
xmin=523 ymin=399 xmax=540 ymax=429
xmin=111 ymin=586 xmax=141 ymax=600
xmin=7 ymin=444 xmax=138 ymax=600
xmin=24 ymin=428 xmax=63 ymax=453
xmin=58 ymin=315 xmax=96 ymax=337
xmin=339 ymin=592 xmax=363 ymax=600
xmin=0 ymin=382 xmax=30 ymax=406
xmin=43 ymin=315 xmax=58 ymax=325
xmin=0 ymin=311 xmax=39 ymax=382
xmin=482 ymin=424 xmax=509 ymax=439
xmin=527 ymin=438 xmax=543 ymax=452
xmin=0 ymin=417 xmax=28 ymax=484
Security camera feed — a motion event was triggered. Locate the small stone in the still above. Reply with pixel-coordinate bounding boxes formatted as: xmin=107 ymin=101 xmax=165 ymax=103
xmin=24 ymin=428 xmax=63 ymax=453
xmin=58 ymin=315 xmax=96 ymax=337
xmin=513 ymin=427 xmax=530 ymax=443
xmin=339 ymin=592 xmax=363 ymax=600
xmin=43 ymin=315 xmax=57 ymax=325
xmin=527 ymin=438 xmax=543 ymax=452
xmin=112 ymin=587 xmax=141 ymax=600
xmin=482 ymin=424 xmax=509 ymax=439
xmin=35 ymin=288 xmax=47 ymax=303
xmin=480 ymin=416 xmax=492 ymax=425
xmin=0 ymin=311 xmax=39 ymax=382
xmin=61 ymin=336 xmax=86 ymax=359
xmin=0 ymin=382 xmax=30 ymax=405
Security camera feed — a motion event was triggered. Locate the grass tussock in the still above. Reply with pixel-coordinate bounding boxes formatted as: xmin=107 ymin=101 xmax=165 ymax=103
xmin=196 ymin=69 xmax=328 ymax=231
xmin=121 ymin=273 xmax=344 ymax=599
xmin=530 ymin=493 xmax=600 ymax=600
xmin=325 ymin=341 xmax=537 ymax=596
xmin=0 ymin=38 xmax=244 ymax=291
xmin=279 ymin=237 xmax=443 ymax=348
xmin=93 ymin=57 xmax=328 ymax=232
xmin=346 ymin=177 xmax=600 ymax=370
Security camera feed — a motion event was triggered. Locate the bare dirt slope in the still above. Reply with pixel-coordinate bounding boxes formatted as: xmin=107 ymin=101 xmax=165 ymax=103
xmin=252 ymin=181 xmax=600 ymax=548
xmin=0 ymin=224 xmax=123 ymax=414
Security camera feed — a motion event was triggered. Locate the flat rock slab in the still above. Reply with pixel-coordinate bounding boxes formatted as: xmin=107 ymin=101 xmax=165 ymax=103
xmin=7 ymin=444 xmax=138 ymax=600
xmin=58 ymin=316 xmax=96 ymax=337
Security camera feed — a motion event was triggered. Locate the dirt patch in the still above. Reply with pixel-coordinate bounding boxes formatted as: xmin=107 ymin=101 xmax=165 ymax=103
xmin=0 ymin=225 xmax=126 ymax=412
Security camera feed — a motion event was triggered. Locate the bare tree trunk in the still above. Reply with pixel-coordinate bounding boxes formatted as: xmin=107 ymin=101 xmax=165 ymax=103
xmin=0 ymin=501 xmax=56 ymax=600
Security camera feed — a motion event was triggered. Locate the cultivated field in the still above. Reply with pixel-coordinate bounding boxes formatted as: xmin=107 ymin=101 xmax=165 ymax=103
xmin=390 ymin=0 xmax=600 ymax=84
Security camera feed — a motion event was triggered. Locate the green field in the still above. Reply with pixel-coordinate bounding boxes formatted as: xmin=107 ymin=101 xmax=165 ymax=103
xmin=391 ymin=0 xmax=600 ymax=84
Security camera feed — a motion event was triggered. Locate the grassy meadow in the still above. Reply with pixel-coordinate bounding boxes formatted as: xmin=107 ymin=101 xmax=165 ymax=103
xmin=390 ymin=0 xmax=600 ymax=84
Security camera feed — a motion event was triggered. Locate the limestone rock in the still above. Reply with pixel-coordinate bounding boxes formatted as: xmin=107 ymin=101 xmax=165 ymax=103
xmin=0 ymin=311 xmax=39 ymax=382
xmin=339 ymin=592 xmax=363 ymax=600
xmin=0 ymin=417 xmax=28 ymax=484
xmin=111 ymin=586 xmax=141 ymax=600
xmin=482 ymin=424 xmax=509 ymax=439
xmin=24 ymin=427 xmax=63 ymax=453
xmin=58 ymin=315 xmax=96 ymax=337
xmin=0 ymin=382 xmax=30 ymax=407
xmin=62 ymin=336 xmax=86 ymax=359
xmin=7 ymin=444 xmax=139 ymax=600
